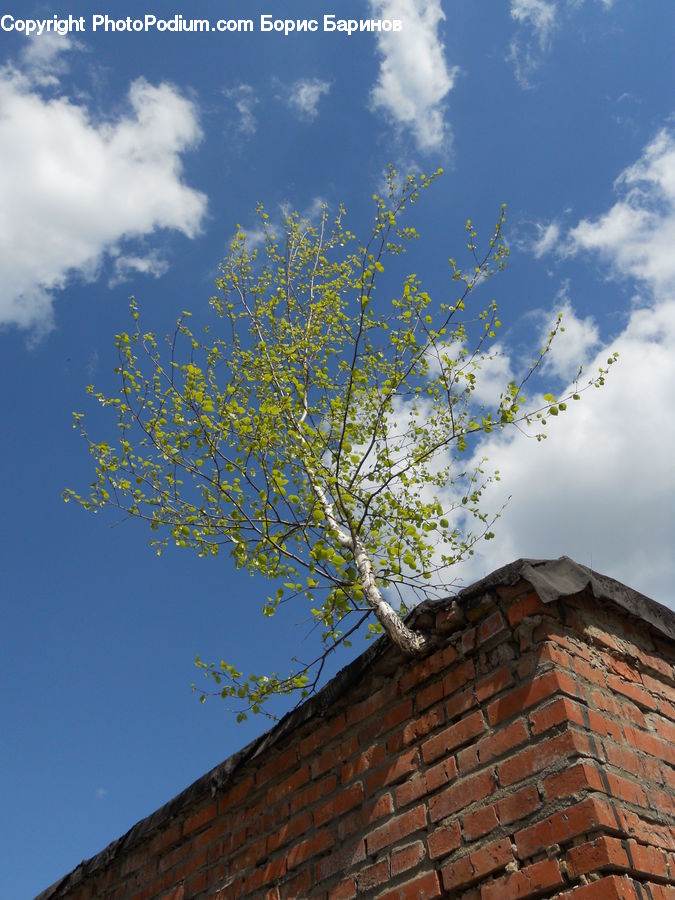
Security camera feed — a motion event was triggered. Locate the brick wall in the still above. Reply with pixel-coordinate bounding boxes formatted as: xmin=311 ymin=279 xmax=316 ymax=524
xmin=40 ymin=558 xmax=675 ymax=899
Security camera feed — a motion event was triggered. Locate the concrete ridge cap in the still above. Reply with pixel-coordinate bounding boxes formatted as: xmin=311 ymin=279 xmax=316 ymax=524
xmin=451 ymin=556 xmax=674 ymax=643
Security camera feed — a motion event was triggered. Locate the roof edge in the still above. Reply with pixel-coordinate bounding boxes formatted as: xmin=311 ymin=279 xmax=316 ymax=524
xmin=452 ymin=556 xmax=675 ymax=642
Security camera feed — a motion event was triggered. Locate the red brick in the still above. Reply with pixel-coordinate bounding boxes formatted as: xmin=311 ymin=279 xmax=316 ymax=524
xmin=429 ymin=769 xmax=496 ymax=823
xmin=255 ymin=745 xmax=298 ymax=787
xmin=445 ymin=687 xmax=479 ymax=720
xmin=532 ymin=642 xmax=607 ymax=690
xmin=366 ymin=804 xmax=428 ymax=855
xmin=534 ymin=641 xmax=573 ymax=671
xmin=650 ymin=714 xmax=675 ymax=747
xmin=341 ymin=742 xmax=386 ymax=783
xmin=461 ymin=803 xmax=499 ymax=840
xmin=186 ymin=870 xmax=208 ymax=897
xmin=365 ymin=747 xmax=420 ymax=795
xmin=642 ymin=669 xmax=675 ymax=699
xmin=290 ymin=773 xmax=337 ymax=814
xmin=529 ymin=695 xmax=581 ymax=734
xmin=400 ymin=644 xmax=458 ymax=693
xmin=475 ymin=666 xmax=514 ymax=702
xmin=627 ymin=840 xmax=672 ymax=879
xmin=488 ymin=669 xmax=580 ymax=725
xmin=400 ymin=703 xmax=445 ymax=746
xmin=194 ymin=817 xmax=229 ymax=853
xmin=633 ymin=645 xmax=674 ymax=681
xmin=567 ymin=835 xmax=670 ymax=881
xmin=461 ymin=626 xmax=477 ymax=655
xmin=507 ymin=591 xmax=550 ymax=624
xmin=421 ymin=710 xmax=486 ymax=763
xmin=544 ymin=762 xmax=651 ymax=807
xmin=312 ymin=734 xmax=358 ymax=778
xmin=267 ymin=810 xmax=312 ymax=852
xmin=170 ymin=848 xmax=207 ymax=883
xmin=532 ymin=622 xmax=593 ymax=660
xmin=378 ymin=870 xmax=442 ymax=900
xmin=394 ymin=773 xmax=431 ymax=808
xmin=183 ymin=801 xmax=217 ymax=835
xmin=645 ymin=883 xmax=675 ymax=900
xmin=152 ymin=884 xmax=185 ymax=900
xmin=243 ymin=856 xmax=287 ymax=894
xmin=228 ymin=795 xmax=264 ymax=835
xmin=442 ymin=659 xmax=476 ymax=698
xmin=357 ymin=858 xmax=390 ymax=891
xmin=218 ymin=775 xmax=255 ymax=813
xmin=346 ymin=682 xmax=397 ymax=727
xmin=576 ymin=622 xmax=624 ymax=654
xmin=543 ymin=760 xmax=605 ymax=799
xmin=607 ymin=657 xmax=642 ymax=681
xmin=477 ymin=610 xmax=507 ymax=646
xmin=624 ymin=725 xmax=675 ymax=766
xmin=315 ymin=838 xmax=366 ymax=881
xmin=265 ymin=764 xmax=309 ymax=804
xmin=231 ymin=835 xmax=266 ymax=871
xmin=381 ymin=698 xmax=414 ymax=733
xmin=149 ymin=822 xmax=181 ymax=855
xmin=280 ymin=867 xmax=312 ymax=898
xmin=616 ymin=808 xmax=675 ymax=852
xmin=299 ymin=713 xmax=345 ymax=757
xmin=587 ymin=707 xmax=625 ymax=742
xmin=428 ymin=820 xmax=462 ymax=859
xmin=607 ymin=674 xmax=658 ymax=711
xmin=417 ymin=679 xmax=445 ymax=712
xmin=425 ymin=754 xmax=459 ymax=793
xmin=391 ymin=840 xmax=426 ymax=875
xmin=571 ymin=654 xmax=607 ymax=687
xmin=473 ymin=716 xmax=529 ymax=767
xmin=591 ymin=689 xmax=646 ymax=728
xmin=515 ymin=796 xmax=617 ymax=859
xmin=328 ymin=877 xmax=357 ymax=900
xmin=498 ymin=729 xmax=595 ymax=787
xmin=313 ymin=782 xmax=363 ymax=828
xmin=441 ymin=838 xmax=514 ymax=891
xmin=481 ymin=858 xmax=564 ymax=900
xmin=496 ymin=784 xmax=541 ymax=825
xmin=286 ymin=829 xmax=334 ymax=869
xmin=566 ymin=836 xmax=629 ymax=878
xmin=396 ymin=752 xmax=458 ymax=808
xmin=338 ymin=792 xmax=393 ymax=839
xmin=456 ymin=744 xmax=479 ymax=773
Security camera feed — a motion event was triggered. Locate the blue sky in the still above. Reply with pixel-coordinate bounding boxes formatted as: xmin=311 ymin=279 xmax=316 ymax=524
xmin=1 ymin=1 xmax=674 ymax=895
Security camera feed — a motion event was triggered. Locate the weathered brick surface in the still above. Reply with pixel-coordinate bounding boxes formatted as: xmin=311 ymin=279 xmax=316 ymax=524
xmin=38 ymin=566 xmax=675 ymax=899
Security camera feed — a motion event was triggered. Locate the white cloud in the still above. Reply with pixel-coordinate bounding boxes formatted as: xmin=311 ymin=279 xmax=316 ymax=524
xmin=0 ymin=48 xmax=206 ymax=340
xmin=18 ymin=33 xmax=76 ymax=86
xmin=531 ymin=220 xmax=562 ymax=258
xmin=285 ymin=78 xmax=331 ymax=121
xmin=568 ymin=129 xmax=675 ymax=293
xmin=444 ymin=126 xmax=675 ymax=607
xmin=508 ymin=0 xmax=557 ymax=87
xmin=539 ymin=292 xmax=600 ymax=380
xmin=511 ymin=0 xmax=557 ymax=45
xmin=369 ymin=0 xmax=458 ymax=152
xmin=508 ymin=0 xmax=612 ymax=87
xmin=225 ymin=83 xmax=258 ymax=136
xmin=109 ymin=250 xmax=170 ymax=287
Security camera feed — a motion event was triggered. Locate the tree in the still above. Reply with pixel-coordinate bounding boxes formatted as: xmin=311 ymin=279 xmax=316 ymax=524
xmin=66 ymin=170 xmax=616 ymax=720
